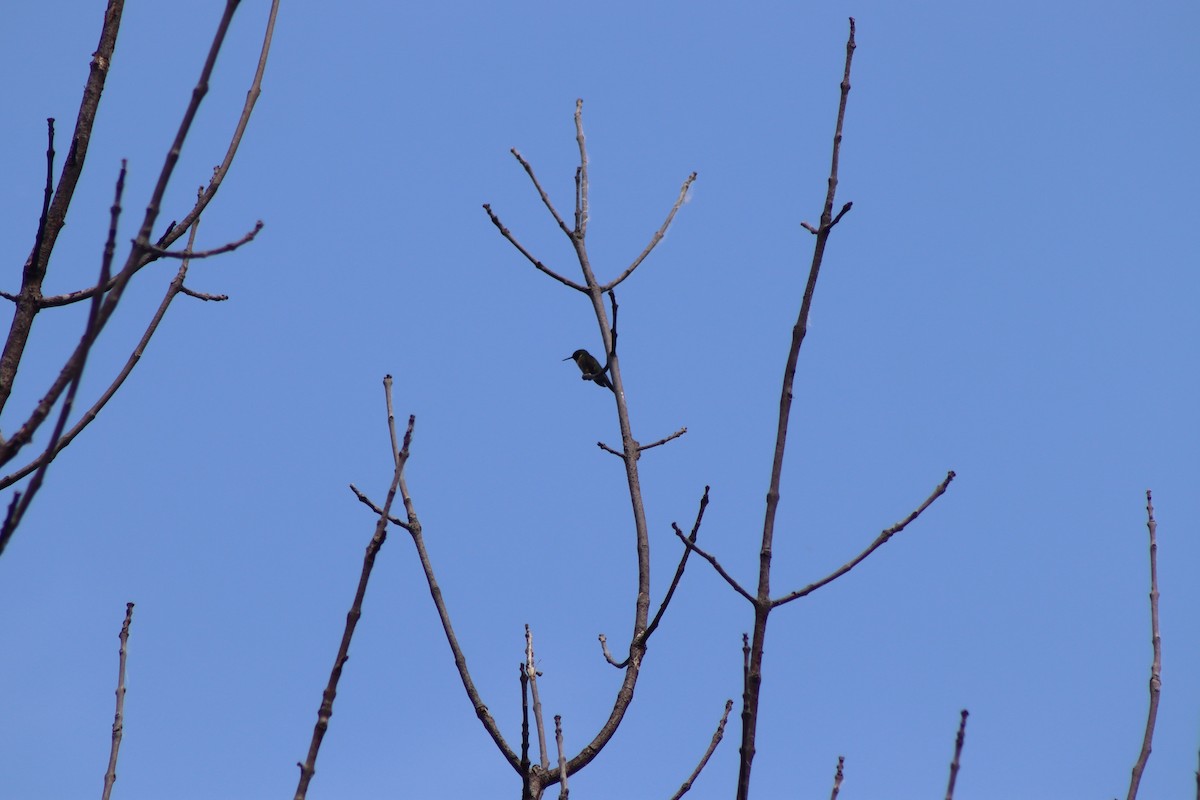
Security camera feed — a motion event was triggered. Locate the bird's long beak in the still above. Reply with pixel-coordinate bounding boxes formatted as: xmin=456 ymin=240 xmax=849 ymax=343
xmin=562 ymin=355 xmax=574 ymax=361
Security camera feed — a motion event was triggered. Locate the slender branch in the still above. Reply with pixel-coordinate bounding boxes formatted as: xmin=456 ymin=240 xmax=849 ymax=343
xmin=944 ymin=709 xmax=969 ymax=800
xmin=100 ymin=602 xmax=134 ymax=800
xmin=673 ymin=528 xmax=756 ymax=605
xmin=526 ymin=625 xmax=550 ymax=769
xmin=828 ymin=755 xmax=845 ymax=800
xmin=293 ymin=378 xmax=412 ymax=800
xmin=1 ymin=190 xmax=209 ymax=493
xmin=638 ymin=427 xmax=687 ymax=452
xmin=519 ymin=665 xmax=532 ymax=800
xmin=511 ymin=148 xmax=572 ymax=237
xmin=1127 ymin=490 xmax=1162 ymax=800
xmin=0 ymin=163 xmax=126 ymax=553
xmin=573 ymin=99 xmax=588 ymax=237
xmin=140 ymin=220 xmax=262 ymax=259
xmin=348 ymin=483 xmax=410 ymax=531
xmin=771 ymin=470 xmax=956 ymax=608
xmin=738 ymin=20 xmax=857 ymax=800
xmin=0 ymin=0 xmax=124 ymax=417
xmin=555 ymin=716 xmax=568 ymax=799
xmin=604 ymin=487 xmax=709 ymax=668
xmin=668 ymin=699 xmax=733 ymax=800
xmin=604 ymin=172 xmax=697 ymax=291
xmin=482 ymin=204 xmax=584 ymax=290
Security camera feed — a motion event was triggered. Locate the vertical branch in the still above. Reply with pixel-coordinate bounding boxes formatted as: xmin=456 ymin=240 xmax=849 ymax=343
xmin=828 ymin=755 xmax=845 ymax=800
xmin=737 ymin=19 xmax=857 ymax=800
xmin=526 ymin=624 xmax=550 ymax=768
xmin=100 ymin=602 xmax=134 ymax=800
xmin=944 ymin=709 xmax=969 ymax=800
xmin=1127 ymin=490 xmax=1162 ymax=800
xmin=555 ymin=716 xmax=568 ymax=799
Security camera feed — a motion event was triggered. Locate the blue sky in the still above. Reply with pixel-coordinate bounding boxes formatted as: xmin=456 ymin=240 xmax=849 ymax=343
xmin=2 ymin=1 xmax=1197 ymax=798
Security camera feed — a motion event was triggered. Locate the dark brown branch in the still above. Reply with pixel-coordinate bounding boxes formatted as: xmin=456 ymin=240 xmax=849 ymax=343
xmin=944 ymin=709 xmax=969 ymax=800
xmin=0 ymin=0 xmax=123 ymax=417
xmin=673 ymin=528 xmax=756 ymax=605
xmin=668 ymin=699 xmax=733 ymax=800
xmin=519 ymin=665 xmax=532 ymax=800
xmin=604 ymin=172 xmax=697 ymax=291
xmin=482 ymin=203 xmax=584 ymax=290
xmin=293 ymin=378 xmax=412 ymax=800
xmin=348 ymin=483 xmax=410 ymax=531
xmin=0 ymin=162 xmax=126 ymax=552
xmin=1 ymin=191 xmax=212 ymax=493
xmin=603 ymin=487 xmax=709 ymax=668
xmin=511 ymin=148 xmax=573 ymax=237
xmin=639 ymin=427 xmax=687 ymax=452
xmin=737 ymin=20 xmax=857 ymax=800
xmin=771 ymin=470 xmax=956 ymax=608
xmin=178 ymin=285 xmax=228 ymax=301
xmin=1127 ymin=490 xmax=1162 ymax=800
xmin=140 ymin=220 xmax=262 ymax=259
xmin=802 ymin=201 xmax=853 ymax=235
xmin=100 ymin=602 xmax=134 ymax=800
xmin=828 ymin=755 xmax=845 ymax=800
xmin=573 ymin=99 xmax=589 ymax=237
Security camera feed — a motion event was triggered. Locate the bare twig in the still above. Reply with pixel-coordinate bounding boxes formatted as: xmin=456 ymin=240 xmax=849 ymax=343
xmin=0 ymin=163 xmax=127 ymax=553
xmin=511 ymin=148 xmax=573 ymax=237
xmin=1127 ymin=490 xmax=1162 ymax=800
xmin=140 ymin=220 xmax=262 ymax=259
xmin=526 ymin=625 xmax=550 ymax=768
xmin=293 ymin=378 xmax=413 ymax=800
xmin=771 ymin=471 xmax=956 ymax=607
xmin=945 ymin=709 xmax=969 ymax=800
xmin=668 ymin=699 xmax=733 ymax=800
xmin=639 ymin=427 xmax=687 ymax=452
xmin=482 ymin=204 xmax=584 ymax=290
xmin=828 ymin=755 xmax=845 ymax=800
xmin=672 ymin=529 xmax=756 ymax=605
xmin=100 ymin=602 xmax=134 ymax=800
xmin=573 ymin=99 xmax=589 ymax=237
xmin=605 ymin=172 xmax=697 ymax=290
xmin=520 ymin=665 xmax=532 ymax=800
xmin=348 ymin=483 xmax=410 ymax=531
xmin=1 ymin=190 xmax=213 ymax=493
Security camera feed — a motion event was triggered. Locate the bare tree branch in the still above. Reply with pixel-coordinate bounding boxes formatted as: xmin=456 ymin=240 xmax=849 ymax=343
xmin=100 ymin=602 xmax=134 ymax=800
xmin=140 ymin=220 xmax=263 ymax=259
xmin=511 ymin=148 xmax=573 ymax=238
xmin=482 ymin=203 xmax=584 ymax=290
xmin=828 ymin=755 xmax=845 ymax=800
xmin=554 ymin=715 xmax=569 ymax=799
xmin=604 ymin=172 xmax=697 ymax=291
xmin=639 ymin=428 xmax=687 ymax=452
xmin=293 ymin=378 xmax=413 ymax=800
xmin=1127 ymin=489 xmax=1162 ymax=800
xmin=771 ymin=470 xmax=956 ymax=608
xmin=672 ymin=528 xmax=756 ymax=605
xmin=944 ymin=709 xmax=969 ymax=800
xmin=526 ymin=625 xmax=550 ymax=769
xmin=668 ymin=699 xmax=733 ymax=800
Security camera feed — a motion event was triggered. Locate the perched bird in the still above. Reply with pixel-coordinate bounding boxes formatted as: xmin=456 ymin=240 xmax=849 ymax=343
xmin=563 ymin=349 xmax=614 ymax=391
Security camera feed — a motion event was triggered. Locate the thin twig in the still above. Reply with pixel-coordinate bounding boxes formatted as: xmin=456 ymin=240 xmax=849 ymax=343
xmin=828 ymin=755 xmax=845 ymax=800
xmin=482 ymin=204 xmax=584 ymax=290
xmin=1127 ymin=490 xmax=1162 ymax=800
xmin=672 ymin=530 xmax=756 ymax=605
xmin=668 ymin=699 xmax=733 ymax=800
xmin=945 ymin=709 xmax=969 ymax=800
xmin=771 ymin=470 xmax=956 ymax=608
xmin=140 ymin=220 xmax=262 ymax=259
xmin=605 ymin=172 xmax=697 ymax=290
xmin=100 ymin=602 xmax=134 ymax=800
xmin=348 ymin=483 xmax=411 ymax=531
xmin=511 ymin=148 xmax=572 ymax=237
xmin=573 ymin=99 xmax=588 ymax=237
xmin=638 ymin=427 xmax=687 ymax=452
xmin=1 ymin=189 xmax=209 ymax=493
xmin=293 ymin=378 xmax=412 ymax=800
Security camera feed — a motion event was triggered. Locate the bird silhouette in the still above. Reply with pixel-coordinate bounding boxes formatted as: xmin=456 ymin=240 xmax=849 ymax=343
xmin=563 ymin=349 xmax=614 ymax=392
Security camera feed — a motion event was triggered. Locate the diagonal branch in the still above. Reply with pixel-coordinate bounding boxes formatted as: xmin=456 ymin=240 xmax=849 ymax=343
xmin=141 ymin=220 xmax=262 ymax=259
xmin=604 ymin=172 xmax=697 ymax=291
xmin=771 ymin=470 xmax=956 ymax=608
xmin=672 ymin=527 xmax=756 ymax=605
xmin=944 ymin=709 xmax=969 ymax=800
xmin=482 ymin=204 xmax=584 ymax=290
xmin=668 ymin=699 xmax=733 ymax=800
xmin=511 ymin=148 xmax=572 ymax=238
xmin=294 ymin=378 xmax=412 ymax=800
xmin=100 ymin=602 xmax=134 ymax=800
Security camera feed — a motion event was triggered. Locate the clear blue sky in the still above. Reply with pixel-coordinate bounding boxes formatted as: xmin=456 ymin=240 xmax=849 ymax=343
xmin=2 ymin=2 xmax=1197 ymax=798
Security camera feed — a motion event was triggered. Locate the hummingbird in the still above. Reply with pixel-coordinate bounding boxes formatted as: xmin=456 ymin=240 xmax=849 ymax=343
xmin=564 ymin=349 xmax=614 ymax=392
